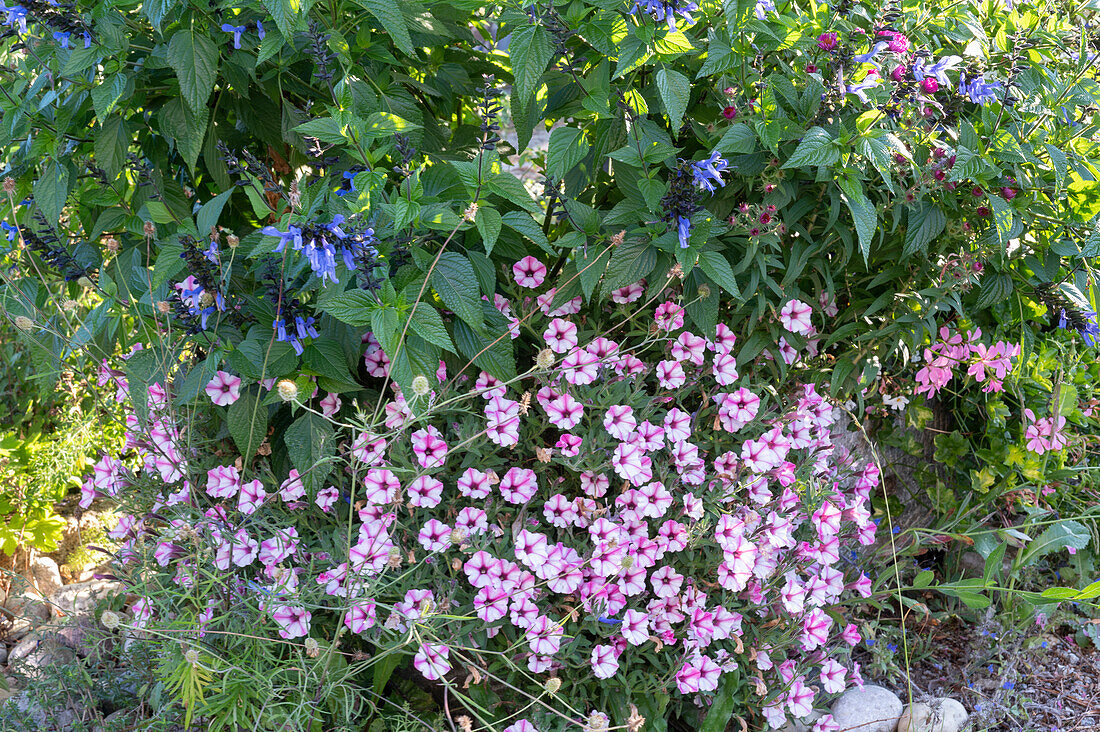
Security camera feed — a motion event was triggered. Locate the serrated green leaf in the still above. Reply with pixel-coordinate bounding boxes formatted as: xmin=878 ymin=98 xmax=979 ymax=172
xmin=656 ymin=67 xmax=690 ymax=129
xmin=475 ymin=206 xmax=502 ymax=255
xmin=546 ymin=127 xmax=590 ymax=179
xmin=902 ymin=203 xmax=946 ymax=257
xmin=782 ymin=126 xmax=838 ymax=168
xmin=284 ymin=412 xmax=335 ymax=492
xmin=510 ymin=24 xmax=553 ymax=101
xmin=167 ymin=25 xmax=219 ymax=114
xmin=227 ymin=390 xmax=267 ymax=460
xmin=601 ymin=239 xmax=657 ymax=296
xmin=1021 ymin=520 xmax=1092 ymax=566
xmin=502 ymin=211 xmax=553 ymax=254
xmin=352 ymin=0 xmax=415 ymax=56
xmin=408 ymin=305 xmax=456 ymax=354
xmin=33 ymin=162 xmax=69 ymax=225
xmin=90 ymin=74 xmax=127 ymax=122
xmin=838 ymin=175 xmax=876 ymax=261
xmin=430 ymin=253 xmax=483 ymax=331
xmin=94 ymin=116 xmax=128 ymax=181
xmin=715 ymin=123 xmax=756 ymax=155
xmin=696 ymin=251 xmax=741 ymax=300
xmin=304 ymin=341 xmax=354 ymax=383
xmin=986 ymin=194 xmax=1014 ymax=250
xmin=453 ymin=308 xmax=516 ymax=382
xmin=196 ymin=188 xmax=234 ymax=236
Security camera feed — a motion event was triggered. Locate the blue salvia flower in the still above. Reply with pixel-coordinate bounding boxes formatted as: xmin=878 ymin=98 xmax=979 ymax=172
xmin=256 ymin=21 xmax=265 ymax=41
xmin=274 ymin=313 xmax=319 ymax=355
xmin=335 ymin=170 xmax=358 ymax=197
xmin=1058 ymin=309 xmax=1100 ymax=346
xmin=846 ymin=76 xmax=883 ymax=103
xmin=203 ymin=240 xmax=219 ymax=264
xmin=631 ymin=0 xmax=699 ymax=32
xmin=1 ymin=4 xmax=28 ymax=33
xmin=676 ymin=215 xmax=692 ymax=249
xmin=262 ymin=216 xmax=361 ymax=284
xmin=914 ymin=56 xmax=962 ymax=86
xmin=754 ymin=0 xmax=776 ymax=19
xmin=52 ymin=31 xmax=71 ymax=48
xmin=853 ymin=41 xmax=889 ymax=65
xmin=1 ymin=221 xmax=16 ymax=241
xmin=958 ymin=74 xmax=1001 ymax=105
xmin=597 ymin=616 xmax=622 ymax=625
xmin=220 ymin=23 xmax=246 ymax=49
xmin=691 ymin=151 xmax=730 ymax=193
xmin=83 ymin=31 xmax=91 ymax=48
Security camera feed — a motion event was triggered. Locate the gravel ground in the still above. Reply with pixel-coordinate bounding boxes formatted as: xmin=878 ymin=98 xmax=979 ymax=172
xmin=896 ymin=616 xmax=1100 ymax=732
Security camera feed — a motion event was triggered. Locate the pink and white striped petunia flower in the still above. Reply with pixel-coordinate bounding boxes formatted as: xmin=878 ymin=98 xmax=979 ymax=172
xmin=271 ymin=605 xmax=311 ymax=639
xmin=779 ymin=299 xmax=814 ymax=335
xmin=512 ymin=256 xmax=547 ymax=288
xmin=205 ymin=371 xmax=242 ymax=406
xmin=413 ymin=643 xmax=451 ymax=680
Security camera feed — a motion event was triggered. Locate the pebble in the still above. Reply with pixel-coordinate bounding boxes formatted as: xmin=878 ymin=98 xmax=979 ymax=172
xmin=49 ymin=580 xmax=122 ymax=617
xmin=830 ymin=684 xmax=904 ymax=732
xmin=897 ymin=699 xmax=968 ymax=732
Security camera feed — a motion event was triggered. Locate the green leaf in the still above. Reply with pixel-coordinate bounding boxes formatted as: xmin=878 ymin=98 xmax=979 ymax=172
xmin=913 ymin=570 xmax=935 ymax=589
xmin=160 ymin=97 xmax=209 ymax=172
xmin=902 ymin=203 xmax=946 ymax=257
xmin=430 ymin=253 xmax=483 ymax=331
xmin=715 ymin=123 xmax=757 ymax=155
xmin=304 ymin=341 xmax=354 ymax=383
xmin=475 ymin=206 xmax=502 ymax=255
xmin=986 ymin=194 xmax=1015 ymax=250
xmin=196 ymin=188 xmax=234 ymax=236
xmin=510 ymin=24 xmax=553 ymax=101
xmin=546 ymin=127 xmax=590 ymax=179
xmin=227 ymin=390 xmax=267 ymax=460
xmin=167 ymin=25 xmax=219 ymax=114
xmin=261 ymin=0 xmax=303 ymax=40
xmin=601 ymin=239 xmax=657 ymax=296
xmin=656 ymin=67 xmax=690 ymax=129
xmin=320 ymin=290 xmax=375 ymax=326
xmin=284 ymin=412 xmax=335 ymax=492
xmin=838 ymin=175 xmax=876 ymax=261
xmin=352 ymin=0 xmax=415 ymax=56
xmin=453 ymin=309 xmax=516 ymax=382
xmin=974 ymin=272 xmax=1013 ymax=309
xmin=90 ymin=74 xmax=128 ymax=122
xmin=502 ymin=211 xmax=553 ymax=255
xmin=94 ymin=116 xmax=128 ymax=181
xmin=408 ymin=305 xmax=456 ymax=354
xmin=33 ymin=162 xmax=70 ymax=225
xmin=144 ymin=0 xmax=179 ymax=29
xmin=782 ymin=126 xmax=838 ymax=168
xmin=1021 ymin=520 xmax=1092 ymax=565
xmin=696 ymin=251 xmax=741 ymax=300
xmin=700 ymin=674 xmax=739 ymax=732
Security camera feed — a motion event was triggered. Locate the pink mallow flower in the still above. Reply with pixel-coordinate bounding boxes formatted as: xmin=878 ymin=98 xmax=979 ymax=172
xmin=205 ymin=371 xmax=242 ymax=406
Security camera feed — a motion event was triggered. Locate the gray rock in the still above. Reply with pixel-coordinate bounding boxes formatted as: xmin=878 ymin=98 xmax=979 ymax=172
xmin=0 ymin=645 xmax=7 ymax=665
xmin=831 ymin=684 xmax=904 ymax=732
xmin=29 ymin=557 xmax=63 ymax=598
xmin=897 ymin=699 xmax=968 ymax=732
xmin=49 ymin=579 xmax=122 ymax=617
xmin=4 ymin=689 xmax=78 ymax=730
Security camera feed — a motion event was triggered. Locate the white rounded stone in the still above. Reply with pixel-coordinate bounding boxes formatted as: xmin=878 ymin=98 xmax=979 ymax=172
xmin=830 ymin=684 xmax=904 ymax=732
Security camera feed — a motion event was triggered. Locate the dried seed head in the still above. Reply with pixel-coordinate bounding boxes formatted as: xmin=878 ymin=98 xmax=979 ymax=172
xmin=386 ymin=546 xmax=403 ymax=569
xmin=536 ymin=447 xmax=552 ymax=463
xmin=304 ymin=637 xmax=320 ymax=657
xmin=668 ymin=263 xmax=684 ymax=280
xmin=100 ymin=610 xmax=121 ymax=630
xmin=14 ymin=315 xmax=35 ymax=332
xmin=536 ymin=348 xmax=555 ymax=370
xmin=463 ymin=202 xmax=479 ymax=221
xmin=103 ymin=236 xmax=120 ymax=253
xmin=2 ymin=178 xmax=15 ymax=194
xmin=610 ymin=230 xmax=625 ymax=247
xmin=698 ymin=284 xmax=712 ymax=299
xmin=289 ymin=180 xmax=301 ymax=211
xmin=544 ymin=677 xmax=562 ymax=694
xmin=519 ymin=391 xmax=531 ymax=414
xmin=143 ymin=221 xmax=156 ymax=238
xmin=184 ymin=648 xmax=201 ymax=665
xmin=226 ymin=233 xmax=240 ymax=248
xmin=156 ymin=300 xmax=171 ymax=314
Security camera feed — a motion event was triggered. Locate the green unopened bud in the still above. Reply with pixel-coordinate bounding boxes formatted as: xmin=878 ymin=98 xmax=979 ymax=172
xmin=544 ymin=677 xmax=562 ymax=694
xmin=304 ymin=637 xmax=320 ymax=657
xmin=411 ymin=375 xmax=431 ymax=396
xmin=697 ymin=284 xmax=712 ymax=299
xmin=184 ymin=648 xmax=201 ymax=665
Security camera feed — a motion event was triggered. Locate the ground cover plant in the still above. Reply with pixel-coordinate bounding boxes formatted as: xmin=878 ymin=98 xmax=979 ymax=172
xmin=1 ymin=0 xmax=1100 ymax=728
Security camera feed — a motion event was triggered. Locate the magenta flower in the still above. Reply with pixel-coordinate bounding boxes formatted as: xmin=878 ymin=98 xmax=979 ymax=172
xmin=407 ymin=475 xmax=444 ymax=508
xmin=654 ymin=301 xmax=685 ymax=331
xmin=499 ymin=467 xmax=538 ymax=503
xmin=457 ymin=467 xmax=494 ymax=499
xmin=817 ymin=32 xmax=838 ymax=50
xmin=314 ymin=485 xmax=339 ymax=511
xmin=779 ymin=299 xmax=814 ymax=335
xmin=205 ymin=371 xmax=242 ymax=406
xmin=786 ymin=675 xmax=815 ymax=718
xmin=238 ymin=479 xmax=267 ymax=514
xmin=543 ymin=318 xmax=578 ymax=353
xmin=611 ymin=281 xmax=645 ymax=303
xmin=512 ymin=256 xmax=548 ymax=288
xmin=410 ymin=426 xmax=448 ymax=468
xmin=413 ymin=643 xmax=451 ymax=680
xmin=319 ymin=392 xmax=342 ymax=417
xmin=344 ymin=601 xmax=377 ymax=634
xmin=503 ymin=721 xmax=538 ymax=732
xmin=819 ymin=658 xmax=847 ymax=693
xmin=271 ymin=605 xmax=311 ymax=639
xmin=206 ymin=465 xmax=241 ymax=499
xmin=279 ymin=469 xmax=306 ymax=502
xmin=590 ymin=644 xmax=619 ymax=679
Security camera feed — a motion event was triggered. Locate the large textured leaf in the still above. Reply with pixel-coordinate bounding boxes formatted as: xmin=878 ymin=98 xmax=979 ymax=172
xmin=94 ymin=116 xmax=128 ymax=181
xmin=430 ymin=252 xmax=483 ymax=331
xmin=352 ymin=0 xmax=414 ymax=56
xmin=227 ymin=390 xmax=267 ymax=461
xmin=656 ymin=67 xmax=690 ymax=129
xmin=408 ymin=305 xmax=456 ymax=354
xmin=319 ymin=290 xmax=375 ymax=326
xmin=510 ymin=24 xmax=552 ymax=101
xmin=902 ymin=202 xmax=946 ymax=257
xmin=167 ymin=26 xmax=219 ymax=114
xmin=782 ymin=126 xmax=838 ymax=168
xmin=262 ymin=0 xmax=304 ymax=39
xmin=502 ymin=211 xmax=553 ymax=254
xmin=546 ymin=127 xmax=590 ymax=180
xmin=838 ymin=175 xmax=876 ymax=261
xmin=284 ymin=412 xmax=335 ymax=492
xmin=454 ymin=311 xmax=516 ymax=383
xmin=160 ymin=97 xmax=210 ymax=173
xmin=601 ymin=239 xmax=657 ymax=296
xmin=1020 ymin=520 xmax=1092 ymax=565
xmin=696 ymin=251 xmax=741 ymax=300
xmin=33 ymin=162 xmax=70 ymax=226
